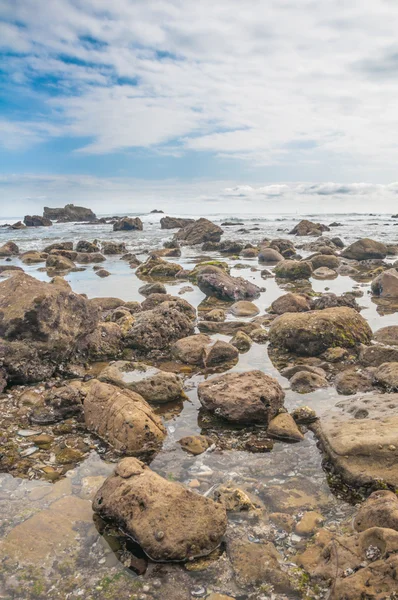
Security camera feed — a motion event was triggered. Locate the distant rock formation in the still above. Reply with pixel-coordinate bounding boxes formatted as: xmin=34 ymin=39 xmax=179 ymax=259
xmin=43 ymin=204 xmax=97 ymax=222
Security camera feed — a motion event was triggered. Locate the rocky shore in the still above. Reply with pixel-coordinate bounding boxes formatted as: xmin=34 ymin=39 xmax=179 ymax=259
xmin=1 ymin=213 xmax=398 ymax=599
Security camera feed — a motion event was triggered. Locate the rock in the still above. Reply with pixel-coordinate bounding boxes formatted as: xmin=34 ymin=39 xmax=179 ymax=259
xmin=84 ymin=380 xmax=166 ymax=455
xmin=271 ymin=293 xmax=311 ymax=315
xmin=160 ymin=216 xmax=195 ymax=229
xmin=49 ymin=248 xmax=78 ymax=260
xmin=0 ymin=241 xmax=19 ymax=257
xmin=274 ymin=260 xmax=312 ymax=280
xmin=0 ymin=272 xmax=98 ymax=359
xmin=150 ymin=209 xmax=163 ymax=213
xmin=43 ymin=204 xmax=96 ymax=222
xmin=230 ymin=330 xmax=252 ymax=352
xmin=89 ymin=297 xmax=125 ymax=311
xmin=241 ymin=247 xmax=259 ymax=257
xmin=312 ymin=266 xmax=337 ymax=279
xmin=359 ymin=344 xmax=398 ymax=367
xmin=178 ymin=435 xmax=213 ymax=455
xmin=75 ymin=251 xmax=105 ymax=263
xmin=10 ymin=220 xmax=26 ymax=229
xmin=136 ymin=255 xmax=182 ymax=279
xmin=79 ymin=322 xmax=123 ymax=360
xmin=127 ymin=303 xmax=194 ymax=352
xmin=46 ymin=254 xmax=75 ymax=271
xmin=101 ymin=241 xmax=126 ymax=255
xmin=267 ymin=413 xmax=304 ymax=442
xmin=374 ymin=326 xmax=398 ymax=345
xmin=139 ymin=282 xmax=167 ymax=296
xmin=371 ymin=268 xmax=398 ymax=297
xmin=172 ymin=334 xmax=211 ymax=365
xmin=311 ymin=292 xmax=359 ymax=311
xmin=311 ymin=393 xmax=398 ymax=487
xmin=198 ymin=320 xmax=258 ymax=335
xmin=173 ymin=218 xmax=223 ymax=245
xmin=262 ymin=476 xmax=330 ymax=513
xmin=218 ymin=240 xmax=244 ymax=254
xmin=93 ymin=457 xmax=227 ymax=561
xmin=198 ymin=370 xmax=285 ymax=424
xmin=354 ymin=490 xmax=398 ymax=532
xmin=270 ymin=238 xmax=296 ymax=257
xmin=290 ymin=370 xmax=328 ymax=393
xmin=99 ymin=361 xmax=184 ymax=403
xmin=203 ymin=340 xmax=239 ymax=367
xmin=23 ymin=215 xmax=52 ymax=227
xmin=335 ymin=368 xmax=374 ymax=395
xmin=291 ymin=406 xmax=318 ymax=424
xmin=289 ymin=219 xmax=330 ymax=236
xmin=295 ymin=524 xmax=398 ymax=599
xmin=113 ymin=216 xmax=143 ymax=231
xmin=229 ymin=300 xmax=259 ymax=317
xmin=295 ymin=511 xmax=323 ymax=536
xmin=214 ymin=486 xmax=256 ymax=512
xmin=374 ymin=362 xmax=398 ymax=390
xmin=140 ymin=296 xmax=195 ymax=320
xmin=342 ymin=238 xmax=388 ymax=260
xmin=197 ymin=266 xmax=261 ymax=301
xmin=204 ymin=308 xmax=225 ymax=322
xmin=281 ymin=364 xmax=326 ymax=379
xmin=322 ymin=346 xmax=349 ymax=362
xmin=20 ymin=251 xmax=46 ymax=264
xmin=249 ymin=328 xmax=268 ymax=343
xmin=75 ymin=240 xmax=98 ymax=253
xmin=44 ymin=242 xmax=74 ymax=253
xmin=309 ymin=254 xmax=340 ymax=270
xmin=228 ymin=538 xmax=292 ymax=591
xmin=269 ymin=307 xmax=372 ymax=355
xmin=270 ymin=512 xmax=295 ymax=532
xmin=258 ymin=247 xmax=284 ymax=263
xmin=95 ymin=268 xmax=110 ymax=278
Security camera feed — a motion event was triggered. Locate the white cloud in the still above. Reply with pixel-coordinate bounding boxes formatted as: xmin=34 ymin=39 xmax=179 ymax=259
xmin=2 ymin=0 xmax=398 ymax=178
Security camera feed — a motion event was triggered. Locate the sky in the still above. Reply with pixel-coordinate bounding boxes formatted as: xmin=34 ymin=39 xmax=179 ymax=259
xmin=1 ymin=0 xmax=398 ymax=217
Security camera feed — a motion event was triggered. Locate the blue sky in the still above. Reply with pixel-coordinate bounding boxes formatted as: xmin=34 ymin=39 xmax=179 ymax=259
xmin=1 ymin=0 xmax=398 ymax=216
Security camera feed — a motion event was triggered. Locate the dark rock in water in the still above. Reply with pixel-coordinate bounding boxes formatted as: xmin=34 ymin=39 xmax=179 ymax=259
xmin=359 ymin=344 xmax=398 ymax=367
xmin=354 ymin=490 xmax=398 ymax=532
xmin=46 ymin=254 xmax=75 ymax=272
xmin=334 ymin=367 xmax=374 ymax=395
xmin=342 ymin=238 xmax=388 ymax=260
xmin=221 ymin=221 xmax=244 ymax=226
xmin=150 ymin=209 xmax=164 ymax=213
xmin=85 ymin=380 xmax=166 ymax=455
xmin=78 ymin=322 xmax=124 ymax=360
xmin=230 ymin=330 xmax=252 ymax=352
xmin=196 ymin=266 xmax=261 ymax=301
xmin=258 ymin=247 xmax=284 ymax=263
xmin=311 ymin=292 xmax=360 ymax=311
xmin=75 ymin=240 xmax=98 ymax=253
xmin=138 ymin=282 xmax=167 ymax=296
xmin=10 ymin=221 xmax=26 ymax=229
xmin=289 ymin=219 xmax=330 ymax=236
xmin=160 ymin=216 xmax=195 ymax=229
xmin=267 ymin=413 xmax=304 ymax=442
xmin=198 ymin=370 xmax=285 ymax=425
xmin=113 ymin=217 xmax=143 ymax=231
xmin=95 ymin=269 xmax=111 ymax=278
xmin=173 ymin=218 xmax=223 ymax=245
xmin=371 ymin=268 xmax=398 ymax=297
xmin=198 ymin=320 xmax=258 ymax=335
xmin=269 ymin=307 xmax=372 ymax=355
xmin=204 ymin=339 xmax=239 ymax=367
xmin=23 ymin=215 xmax=52 ymax=227
xmin=136 ymin=255 xmax=182 ymax=279
xmin=274 ymin=260 xmax=312 ymax=280
xmin=172 ymin=334 xmax=211 ymax=365
xmin=309 ymin=254 xmax=340 ymax=270
xmin=43 ymin=204 xmax=97 ymax=222
xmin=0 ymin=241 xmax=19 ymax=256
xmin=218 ymin=240 xmax=244 ymax=254
xmin=44 ymin=242 xmax=74 ymax=253
xmin=269 ymin=238 xmax=296 ymax=257
xmin=93 ymin=457 xmax=227 ymax=561
xmin=271 ymin=293 xmax=311 ymax=314
xmin=126 ymin=302 xmax=195 ymax=352
xmin=101 ymin=241 xmax=126 ymax=255
xmin=178 ymin=435 xmax=212 ymax=455
xmin=29 ymin=383 xmax=84 ymax=425
xmin=374 ymin=361 xmax=398 ymax=390
xmin=289 ymin=370 xmax=328 ymax=393
xmin=75 ymin=251 xmax=105 ymax=263
xmin=374 ymin=325 xmax=398 ymax=346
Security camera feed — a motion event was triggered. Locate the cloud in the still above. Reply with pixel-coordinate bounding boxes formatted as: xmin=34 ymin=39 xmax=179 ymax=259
xmin=2 ymin=0 xmax=398 ymax=179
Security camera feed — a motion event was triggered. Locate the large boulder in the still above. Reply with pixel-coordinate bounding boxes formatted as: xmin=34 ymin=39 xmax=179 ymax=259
xmin=98 ymin=361 xmax=184 ymax=403
xmin=269 ymin=307 xmax=372 ymax=356
xmin=309 ymin=254 xmax=340 ymax=270
xmin=93 ymin=457 xmax=227 ymax=561
xmin=101 ymin=242 xmax=126 ymax=255
xmin=354 ymin=490 xmax=398 ymax=532
xmin=46 ymin=254 xmax=76 ymax=271
xmin=374 ymin=362 xmax=398 ymax=390
xmin=311 ymin=393 xmax=398 ymax=488
xmin=196 ymin=266 xmax=261 ymax=301
xmin=172 ymin=334 xmax=211 ymax=365
xmin=0 ymin=241 xmax=19 ymax=256
xmin=126 ymin=303 xmax=195 ymax=352
xmin=160 ymin=216 xmax=195 ymax=229
xmin=136 ymin=256 xmax=182 ymax=279
xmin=274 ymin=260 xmax=312 ymax=280
xmin=173 ymin=218 xmax=223 ymax=245
xmin=198 ymin=370 xmax=285 ymax=424
xmin=371 ymin=268 xmax=398 ymax=297
xmin=84 ymin=380 xmax=166 ymax=455
xmin=342 ymin=238 xmax=388 ymax=260
xmin=43 ymin=204 xmax=97 ymax=222
xmin=0 ymin=273 xmax=98 ymax=355
xmin=289 ymin=220 xmax=330 ymax=236
xmin=75 ymin=240 xmax=98 ymax=253
xmin=374 ymin=326 xmax=398 ymax=346
xmin=113 ymin=217 xmax=143 ymax=231
xmin=23 ymin=215 xmax=52 ymax=227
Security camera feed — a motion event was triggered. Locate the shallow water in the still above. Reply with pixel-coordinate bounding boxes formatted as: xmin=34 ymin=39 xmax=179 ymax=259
xmin=0 ymin=212 xmax=397 ymax=599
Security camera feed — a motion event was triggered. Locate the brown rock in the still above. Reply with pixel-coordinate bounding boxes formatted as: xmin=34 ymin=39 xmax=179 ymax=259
xmin=178 ymin=435 xmax=213 ymax=455
xmin=229 ymin=300 xmax=259 ymax=316
xmin=290 ymin=370 xmax=328 ymax=393
xmin=0 ymin=241 xmax=19 ymax=256
xmin=173 ymin=218 xmax=223 ymax=245
xmin=342 ymin=237 xmax=388 ymax=260
xmin=267 ymin=413 xmax=304 ymax=442
xmin=198 ymin=370 xmax=285 ymax=424
xmin=113 ymin=216 xmax=143 ymax=231
xmin=271 ymin=293 xmax=311 ymax=314
xmin=371 ymin=268 xmax=398 ymax=297
xmin=93 ymin=457 xmax=227 ymax=561
xmin=295 ymin=511 xmax=323 ymax=536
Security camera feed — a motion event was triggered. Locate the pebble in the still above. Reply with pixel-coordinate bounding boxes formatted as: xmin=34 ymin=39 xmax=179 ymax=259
xmin=20 ymin=447 xmax=39 ymax=457
xmin=17 ymin=429 xmax=42 ymax=437
xmin=191 ymin=586 xmax=206 ymax=597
